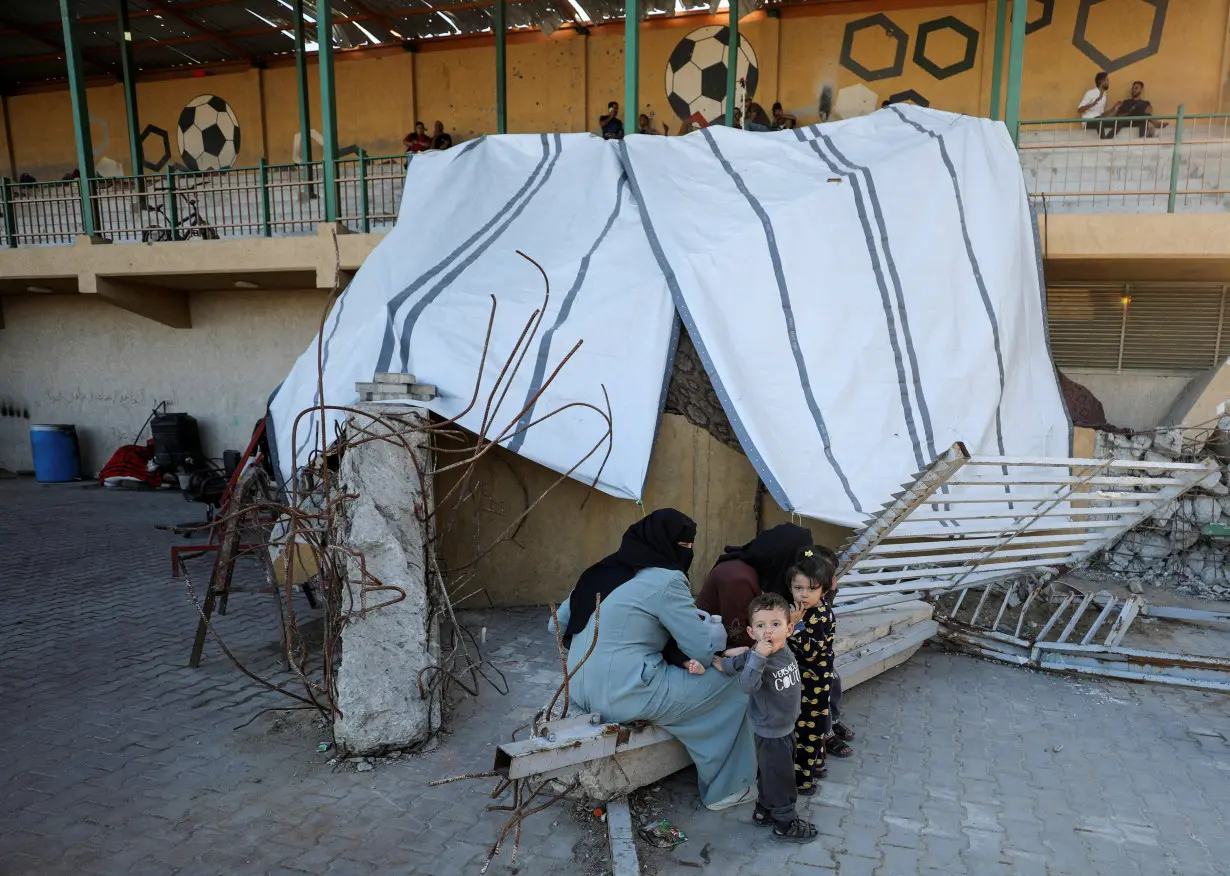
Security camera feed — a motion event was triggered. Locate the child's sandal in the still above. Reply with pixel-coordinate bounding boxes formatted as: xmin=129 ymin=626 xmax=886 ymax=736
xmin=825 ymin=737 xmax=854 ymax=758
xmin=772 ymin=818 xmax=819 ymax=844
xmin=797 ymin=783 xmax=817 ymax=797
xmin=833 ymin=722 xmax=855 ymax=742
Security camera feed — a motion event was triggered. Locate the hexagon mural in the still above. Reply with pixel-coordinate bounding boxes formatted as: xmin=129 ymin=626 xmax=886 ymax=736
xmin=1026 ymin=0 xmax=1055 ymax=34
xmin=839 ymin=14 xmax=908 ymax=82
xmin=140 ymin=124 xmax=171 ymax=172
xmin=665 ymin=25 xmax=759 ymax=124
xmin=913 ymin=16 xmax=980 ymax=81
xmin=1073 ymin=0 xmax=1168 ymax=73
xmin=176 ymin=94 xmax=242 ymax=171
xmin=888 ymin=89 xmax=931 ymax=107
xmin=834 ymin=83 xmax=879 ymax=120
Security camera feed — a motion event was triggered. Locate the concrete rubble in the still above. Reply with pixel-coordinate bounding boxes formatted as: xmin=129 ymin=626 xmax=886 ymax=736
xmin=1090 ymin=421 xmax=1230 ymax=599
xmin=356 ymin=372 xmax=438 ymax=403
xmin=332 ymin=404 xmax=441 ymax=756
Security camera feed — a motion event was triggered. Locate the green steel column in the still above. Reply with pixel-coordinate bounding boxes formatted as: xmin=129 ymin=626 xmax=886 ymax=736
xmin=116 ymin=0 xmax=143 ymax=179
xmin=495 ymin=0 xmax=507 ymax=134
xmin=725 ymin=1 xmax=738 ymax=127
xmin=317 ymin=0 xmax=339 ymax=222
xmin=59 ymin=0 xmax=98 ymax=236
xmin=1003 ymin=0 xmax=1027 ymax=145
xmin=2 ymin=178 xmax=16 ymax=248
xmin=259 ymin=157 xmax=272 ymax=237
xmin=624 ymin=0 xmax=638 ymax=133
xmin=293 ymin=0 xmax=313 ymax=165
xmin=989 ymin=0 xmax=1007 ymax=121
xmin=1168 ymin=104 xmax=1186 ymax=213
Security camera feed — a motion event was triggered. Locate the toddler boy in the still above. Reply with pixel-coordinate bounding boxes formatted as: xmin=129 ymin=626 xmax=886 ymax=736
xmin=714 ymin=593 xmax=818 ymax=843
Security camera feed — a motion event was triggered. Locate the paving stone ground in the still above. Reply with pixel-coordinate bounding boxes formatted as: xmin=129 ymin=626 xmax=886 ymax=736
xmin=4 ymin=479 xmax=1230 ymax=876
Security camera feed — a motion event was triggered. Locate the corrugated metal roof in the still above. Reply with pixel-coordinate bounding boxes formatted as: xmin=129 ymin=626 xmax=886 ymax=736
xmin=0 ymin=0 xmax=857 ymax=89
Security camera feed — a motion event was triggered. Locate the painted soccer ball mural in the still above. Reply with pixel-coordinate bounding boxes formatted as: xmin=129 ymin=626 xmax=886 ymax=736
xmin=665 ymin=25 xmax=758 ymax=124
xmin=176 ymin=94 xmax=241 ymax=171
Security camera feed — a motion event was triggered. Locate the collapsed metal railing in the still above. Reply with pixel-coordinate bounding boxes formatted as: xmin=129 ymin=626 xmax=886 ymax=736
xmin=836 ymin=441 xmax=1230 ymax=691
xmin=835 ymin=442 xmax=1215 ymax=609
xmin=936 ymin=579 xmax=1230 ymax=692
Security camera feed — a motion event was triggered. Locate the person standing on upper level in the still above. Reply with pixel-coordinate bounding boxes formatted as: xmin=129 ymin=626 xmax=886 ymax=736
xmin=600 ymin=102 xmax=625 ymax=140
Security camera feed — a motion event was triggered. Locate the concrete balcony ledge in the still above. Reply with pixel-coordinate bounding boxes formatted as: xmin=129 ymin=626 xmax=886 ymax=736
xmin=0 ymin=223 xmax=383 ymax=327
xmin=2 ymin=211 xmax=1229 ymax=330
xmin=1038 ymin=212 xmax=1230 ymax=283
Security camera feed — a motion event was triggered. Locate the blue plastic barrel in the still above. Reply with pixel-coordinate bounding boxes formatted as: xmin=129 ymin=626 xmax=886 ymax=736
xmin=30 ymin=424 xmax=82 ymax=482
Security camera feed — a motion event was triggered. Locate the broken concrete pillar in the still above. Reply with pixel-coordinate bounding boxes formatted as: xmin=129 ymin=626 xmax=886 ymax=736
xmin=333 ymin=404 xmax=441 ymax=756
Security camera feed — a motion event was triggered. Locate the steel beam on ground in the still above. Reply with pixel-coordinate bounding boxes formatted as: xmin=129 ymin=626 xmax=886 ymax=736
xmin=59 ymin=0 xmax=98 ymax=237
xmin=317 ymin=0 xmax=340 ymax=222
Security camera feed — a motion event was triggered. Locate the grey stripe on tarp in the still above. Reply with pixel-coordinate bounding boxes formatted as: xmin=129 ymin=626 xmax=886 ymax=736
xmin=1031 ymin=201 xmax=1074 ymax=456
xmin=615 ymin=139 xmax=793 ymax=512
xmin=272 ymin=136 xmax=496 ymax=487
xmin=793 ymin=126 xmax=926 ymax=472
xmin=456 ymin=135 xmax=486 ymax=158
xmin=890 ymin=107 xmax=1007 ymax=455
xmin=290 ymin=137 xmax=492 ymax=468
xmin=814 ymin=127 xmax=937 ymax=463
xmin=395 ymin=134 xmax=566 ymax=370
xmin=701 ymin=127 xmax=863 ymax=513
xmin=374 ymin=134 xmax=553 ymax=375
xmin=507 ymin=176 xmax=628 ymax=453
xmin=890 ymin=106 xmax=1012 ymax=505
xmin=293 ymin=278 xmax=352 ymax=465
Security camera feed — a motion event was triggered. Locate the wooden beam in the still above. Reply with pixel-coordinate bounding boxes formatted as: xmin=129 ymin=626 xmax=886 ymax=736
xmin=83 ymin=275 xmax=191 ymax=328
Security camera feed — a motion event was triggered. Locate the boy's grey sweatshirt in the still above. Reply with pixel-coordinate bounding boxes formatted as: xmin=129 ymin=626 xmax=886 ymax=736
xmin=720 ymin=647 xmax=802 ymax=738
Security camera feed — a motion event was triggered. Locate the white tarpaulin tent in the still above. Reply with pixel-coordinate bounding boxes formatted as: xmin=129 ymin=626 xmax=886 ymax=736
xmin=268 ymin=106 xmax=1069 ymax=528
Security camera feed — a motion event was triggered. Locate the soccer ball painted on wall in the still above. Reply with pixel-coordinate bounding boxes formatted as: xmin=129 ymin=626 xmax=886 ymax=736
xmin=176 ymin=95 xmax=242 ymax=171
xmin=665 ymin=25 xmax=758 ymax=124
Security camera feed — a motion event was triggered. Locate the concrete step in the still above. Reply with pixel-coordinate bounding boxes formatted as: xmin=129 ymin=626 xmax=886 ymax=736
xmin=834 ymin=599 xmax=932 ymax=658
xmin=839 ymin=615 xmax=938 ymax=690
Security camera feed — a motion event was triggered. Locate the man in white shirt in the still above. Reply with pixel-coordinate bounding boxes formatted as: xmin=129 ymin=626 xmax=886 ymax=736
xmin=1079 ymin=72 xmax=1115 ymax=139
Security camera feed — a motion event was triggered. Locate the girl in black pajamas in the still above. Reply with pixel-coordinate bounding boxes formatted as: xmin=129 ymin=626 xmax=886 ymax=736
xmin=786 ymin=548 xmax=838 ymax=795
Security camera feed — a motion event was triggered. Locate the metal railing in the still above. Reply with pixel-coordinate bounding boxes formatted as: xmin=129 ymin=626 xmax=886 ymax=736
xmin=0 ymin=154 xmax=407 ymax=248
xmin=336 ymin=152 xmax=407 ymax=233
xmin=1019 ymin=107 xmax=1230 ymax=214
xmin=3 ymin=113 xmax=1230 ymax=248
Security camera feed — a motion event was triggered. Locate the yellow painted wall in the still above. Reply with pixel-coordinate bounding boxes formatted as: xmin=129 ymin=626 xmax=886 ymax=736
xmin=1015 ymin=0 xmax=1225 ymax=121
xmin=417 ymin=45 xmax=497 ymax=143
xmin=508 ymin=35 xmax=587 ymax=134
xmin=778 ymin=4 xmax=989 ymax=123
xmin=433 ymin=408 xmax=861 ymax=607
xmin=436 ymin=413 xmax=764 ymax=607
xmin=7 ymin=0 xmax=1230 ymax=177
